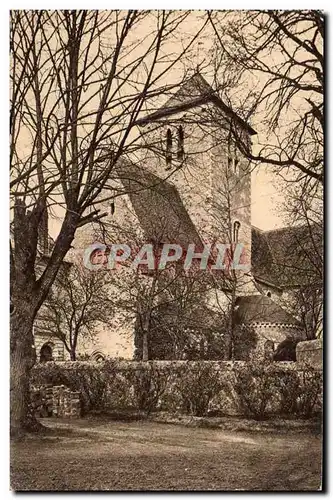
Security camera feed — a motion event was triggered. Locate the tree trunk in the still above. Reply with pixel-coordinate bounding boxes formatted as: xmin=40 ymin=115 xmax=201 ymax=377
xmin=142 ymin=329 xmax=149 ymax=361
xmin=70 ymin=349 xmax=76 ymax=361
xmin=10 ymin=308 xmax=41 ymax=436
xmin=10 ymin=205 xmax=79 ymax=435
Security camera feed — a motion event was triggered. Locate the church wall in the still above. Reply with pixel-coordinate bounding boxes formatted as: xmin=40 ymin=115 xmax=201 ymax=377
xmin=34 ymin=333 xmax=67 ymax=362
xmin=234 ymin=323 xmax=306 ymax=361
xmin=78 ymin=317 xmax=135 ymax=360
xmin=65 ymin=192 xmax=143 ymax=360
xmin=210 ymin=129 xmax=252 ymax=267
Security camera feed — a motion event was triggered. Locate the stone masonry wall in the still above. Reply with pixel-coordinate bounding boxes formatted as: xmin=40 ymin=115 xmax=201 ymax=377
xmin=34 ymin=334 xmax=67 ymax=361
xmin=31 ymin=384 xmax=81 ymax=418
xmin=31 ymin=360 xmax=322 ymax=418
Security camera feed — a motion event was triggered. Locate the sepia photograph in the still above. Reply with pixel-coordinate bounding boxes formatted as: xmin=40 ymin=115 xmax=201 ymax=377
xmin=9 ymin=8 xmax=323 ymax=491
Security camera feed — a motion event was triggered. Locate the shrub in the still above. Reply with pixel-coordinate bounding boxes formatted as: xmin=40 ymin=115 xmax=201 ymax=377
xmin=296 ymin=367 xmax=322 ymax=417
xmin=174 ymin=362 xmax=225 ymax=417
xmin=273 ymin=339 xmax=298 ymax=361
xmin=128 ymin=363 xmax=171 ymax=415
xmin=274 ymin=369 xmax=301 ymax=415
xmin=232 ymin=363 xmax=322 ymax=420
xmin=232 ymin=362 xmax=279 ymax=420
xmin=31 ymin=360 xmax=322 ymax=420
xmin=106 ymin=372 xmax=134 ymax=411
xmin=267 ymin=365 xmax=322 ymax=418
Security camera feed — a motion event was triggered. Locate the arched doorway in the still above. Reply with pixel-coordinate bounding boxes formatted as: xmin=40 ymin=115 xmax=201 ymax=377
xmin=40 ymin=343 xmax=53 ymax=362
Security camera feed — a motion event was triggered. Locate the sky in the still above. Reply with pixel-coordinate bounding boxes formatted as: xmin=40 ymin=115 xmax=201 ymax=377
xmin=251 ymin=168 xmax=284 ymax=230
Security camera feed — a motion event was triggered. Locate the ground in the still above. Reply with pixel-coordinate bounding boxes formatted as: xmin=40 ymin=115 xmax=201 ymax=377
xmin=11 ymin=418 xmax=322 ymax=491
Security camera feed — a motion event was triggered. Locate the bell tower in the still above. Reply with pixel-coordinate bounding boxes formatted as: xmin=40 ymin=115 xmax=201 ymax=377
xmin=136 ymin=73 xmax=256 ymax=268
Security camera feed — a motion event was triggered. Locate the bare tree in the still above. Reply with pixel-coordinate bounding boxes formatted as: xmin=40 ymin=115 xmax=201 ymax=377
xmin=199 ymin=11 xmax=324 ymax=350
xmin=10 ymin=9 xmax=207 ymax=433
xmin=87 ymin=193 xmax=231 ymax=360
xmin=207 ymin=10 xmax=324 ymax=185
xmin=37 ymin=265 xmax=114 ymax=360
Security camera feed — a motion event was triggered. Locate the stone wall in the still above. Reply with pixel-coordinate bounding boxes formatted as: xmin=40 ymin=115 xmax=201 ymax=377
xmin=31 ymin=384 xmax=81 ymax=418
xmin=31 ymin=360 xmax=322 ymax=419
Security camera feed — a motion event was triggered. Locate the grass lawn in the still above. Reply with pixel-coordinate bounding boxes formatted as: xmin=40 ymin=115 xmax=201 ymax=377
xmin=11 ymin=418 xmax=322 ymax=491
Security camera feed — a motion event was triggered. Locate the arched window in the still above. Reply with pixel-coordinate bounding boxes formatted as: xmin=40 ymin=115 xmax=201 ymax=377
xmin=267 ymin=291 xmax=272 ymax=298
xmin=91 ymin=351 xmax=106 ymax=362
xmin=264 ymin=340 xmax=274 ymax=361
xmin=177 ymin=125 xmax=184 ymax=161
xmin=228 ymin=157 xmax=239 ymax=175
xmin=110 ymin=189 xmax=116 ymax=216
xmin=40 ymin=343 xmax=53 ymax=363
xmin=234 ymin=159 xmax=239 ymax=175
xmin=166 ymin=128 xmax=172 ymax=168
xmin=233 ymin=221 xmax=241 ymax=243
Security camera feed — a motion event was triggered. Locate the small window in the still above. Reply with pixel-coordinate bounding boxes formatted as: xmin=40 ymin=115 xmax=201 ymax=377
xmin=267 ymin=291 xmax=271 ymax=298
xmin=166 ymin=128 xmax=172 ymax=169
xmin=228 ymin=157 xmax=239 ymax=175
xmin=110 ymin=200 xmax=115 ymax=215
xmin=234 ymin=159 xmax=239 ymax=175
xmin=233 ymin=221 xmax=241 ymax=243
xmin=177 ymin=125 xmax=184 ymax=161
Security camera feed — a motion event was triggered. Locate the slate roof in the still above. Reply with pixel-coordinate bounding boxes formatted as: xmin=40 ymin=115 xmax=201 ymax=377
xmin=114 ymin=161 xmax=202 ymax=248
xmin=251 ymin=224 xmax=323 ymax=289
xmin=136 ymin=73 xmax=257 ymax=136
xmin=235 ymin=295 xmax=302 ymax=326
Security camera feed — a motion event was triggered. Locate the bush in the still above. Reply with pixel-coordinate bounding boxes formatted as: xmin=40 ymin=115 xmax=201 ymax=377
xmin=174 ymin=362 xmax=225 ymax=417
xmin=128 ymin=363 xmax=171 ymax=415
xmin=273 ymin=339 xmax=298 ymax=361
xmin=232 ymin=362 xmax=322 ymax=420
xmin=232 ymin=362 xmax=279 ymax=420
xmin=266 ymin=365 xmax=322 ymax=418
xmin=31 ymin=360 xmax=322 ymax=420
xmin=274 ymin=369 xmax=301 ymax=415
xmin=295 ymin=367 xmax=322 ymax=417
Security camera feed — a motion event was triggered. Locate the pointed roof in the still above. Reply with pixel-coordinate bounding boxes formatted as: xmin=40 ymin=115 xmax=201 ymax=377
xmin=160 ymin=72 xmax=214 ymax=109
xmin=136 ymin=73 xmax=257 ymax=135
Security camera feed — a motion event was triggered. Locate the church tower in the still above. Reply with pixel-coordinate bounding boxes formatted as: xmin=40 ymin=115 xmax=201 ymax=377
xmin=136 ymin=73 xmax=256 ymax=273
